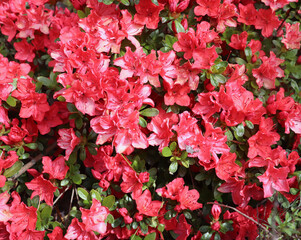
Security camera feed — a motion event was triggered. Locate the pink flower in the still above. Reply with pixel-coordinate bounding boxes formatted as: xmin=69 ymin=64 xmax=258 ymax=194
xmin=57 ymin=128 xmax=81 ymax=159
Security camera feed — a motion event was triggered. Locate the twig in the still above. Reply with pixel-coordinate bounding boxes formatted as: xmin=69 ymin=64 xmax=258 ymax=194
xmin=207 ymin=202 xmax=272 ymax=236
xmin=10 ymin=142 xmax=57 ymax=180
xmin=53 ymin=186 xmax=70 ymax=206
xmin=276 ymin=8 xmax=292 ymax=34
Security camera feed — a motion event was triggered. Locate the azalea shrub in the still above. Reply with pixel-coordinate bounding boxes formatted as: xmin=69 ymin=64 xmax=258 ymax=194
xmin=0 ymin=0 xmax=301 ymax=239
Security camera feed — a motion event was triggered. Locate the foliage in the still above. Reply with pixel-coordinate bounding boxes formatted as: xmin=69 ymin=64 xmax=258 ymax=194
xmin=0 ymin=0 xmax=300 ymax=239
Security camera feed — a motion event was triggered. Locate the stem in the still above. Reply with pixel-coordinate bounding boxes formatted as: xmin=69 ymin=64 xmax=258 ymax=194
xmin=53 ymin=186 xmax=70 ymax=206
xmin=120 ymin=153 xmax=136 ymax=171
xmin=11 ymin=142 xmax=57 ymax=180
xmin=207 ymin=202 xmax=272 ymax=236
xmin=276 ymin=8 xmax=292 ymax=34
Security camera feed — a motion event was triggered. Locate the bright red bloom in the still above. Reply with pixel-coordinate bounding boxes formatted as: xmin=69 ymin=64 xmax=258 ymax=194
xmin=229 ymin=31 xmax=248 ymax=50
xmin=120 ymin=169 xmax=147 ymax=199
xmin=257 ymin=163 xmax=290 ymax=198
xmin=215 ymin=152 xmax=240 ymax=181
xmin=25 ymin=175 xmax=57 ymax=206
xmin=64 ymin=218 xmax=98 ymax=240
xmin=173 ymin=215 xmax=192 ymax=240
xmin=57 ymin=128 xmax=81 ymax=159
xmin=156 ymin=178 xmax=185 ymax=200
xmin=81 ymin=198 xmax=109 ymax=234
xmin=134 ymin=0 xmax=164 ymax=29
xmin=247 ymin=117 xmax=280 ymax=159
xmin=42 ymin=156 xmax=69 ymax=180
xmin=10 ymin=194 xmax=37 ymax=233
xmin=48 ymin=226 xmax=67 ymax=240
xmin=173 ymin=28 xmax=198 ymax=60
xmin=254 ymin=9 xmax=280 ymax=37
xmin=192 ymin=46 xmax=218 ymax=69
xmin=261 ymin=0 xmax=298 ymax=11
xmin=135 ymin=189 xmax=162 ymax=217
xmin=237 ymin=4 xmax=257 ymax=26
xmin=281 ymin=22 xmax=301 ymax=49
xmin=253 ymin=52 xmax=284 ymax=89
xmin=194 ymin=0 xmax=220 ymax=17
xmin=177 ymin=186 xmax=203 ymax=211
xmin=19 ymin=229 xmax=45 ymax=240
xmin=14 ymin=39 xmax=35 ymax=62
xmin=147 ymin=108 xmax=178 ymax=151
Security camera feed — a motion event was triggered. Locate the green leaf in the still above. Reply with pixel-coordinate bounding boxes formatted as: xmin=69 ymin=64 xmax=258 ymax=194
xmin=214 ymin=233 xmax=221 ymax=240
xmin=169 ymin=142 xmax=177 ymax=151
xmin=102 ymin=195 xmax=115 ymax=209
xmin=291 ymin=80 xmax=299 ymax=93
xmin=79 ymin=147 xmax=86 ymax=161
xmin=169 ymin=161 xmax=178 ymax=174
xmin=289 ymin=188 xmax=299 ymax=195
xmin=37 ymin=76 xmax=57 ymax=88
xmin=6 ymin=96 xmax=17 ymax=107
xmin=199 ymin=225 xmax=211 ymax=233
xmin=120 ymin=0 xmax=130 ymax=5
xmin=75 ymin=117 xmax=83 ymax=129
xmin=211 ymin=61 xmax=228 ymax=74
xmin=60 ymin=179 xmax=69 ymax=187
xmin=225 ymin=130 xmax=233 ymax=141
xmin=158 ymin=223 xmax=165 ymax=232
xmin=164 ymin=210 xmax=177 ymax=220
xmin=174 ymin=20 xmax=185 ymax=33
xmin=220 ymin=221 xmax=233 ymax=233
xmin=41 ymin=205 xmax=52 ymax=220
xmin=90 ymin=189 xmax=102 ymax=201
xmin=140 ymin=108 xmax=159 ymax=117
xmin=131 ymin=235 xmax=142 ymax=240
xmin=25 ymin=143 xmax=38 ymax=149
xmin=151 ymin=0 xmax=159 ymax=5
xmin=77 ymin=10 xmax=86 ymax=18
xmin=235 ymin=57 xmax=247 ymax=65
xmin=103 ymin=0 xmax=114 ymax=4
xmin=139 ymin=116 xmax=147 ymax=128
xmin=105 ymin=214 xmax=114 ymax=224
xmin=245 ymin=120 xmax=254 ymax=129
xmin=201 ymin=232 xmax=213 ymax=240
xmin=78 ymin=187 xmax=89 ymax=201
xmin=162 ymin=147 xmax=172 ymax=157
xmin=195 ymin=172 xmax=206 ymax=181
xmin=71 ymin=174 xmax=82 ymax=185
xmin=235 ymin=123 xmax=245 ymax=137
xmin=144 ymin=232 xmax=156 ymax=240
xmin=244 ymin=46 xmax=252 ymax=62
xmin=3 ymin=161 xmax=22 ymax=177
xmin=164 ymin=35 xmax=178 ymax=49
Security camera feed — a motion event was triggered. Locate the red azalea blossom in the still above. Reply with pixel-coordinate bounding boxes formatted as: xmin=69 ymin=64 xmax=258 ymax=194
xmin=25 ymin=175 xmax=57 ymax=206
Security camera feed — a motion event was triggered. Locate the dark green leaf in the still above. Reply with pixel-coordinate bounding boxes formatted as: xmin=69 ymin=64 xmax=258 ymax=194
xmin=3 ymin=161 xmax=22 ymax=177
xmin=77 ymin=10 xmax=86 ymax=18
xmin=139 ymin=116 xmax=148 ymax=128
xmin=291 ymin=80 xmax=299 ymax=93
xmin=25 ymin=143 xmax=38 ymax=149
xmin=225 ymin=130 xmax=233 ymax=141
xmin=102 ymin=195 xmax=115 ymax=209
xmin=144 ymin=232 xmax=156 ymax=240
xmin=174 ymin=20 xmax=185 ymax=33
xmin=244 ymin=46 xmax=252 ymax=62
xmin=235 ymin=57 xmax=247 ymax=65
xmin=201 ymin=232 xmax=213 ymax=240
xmin=140 ymin=108 xmax=159 ymax=117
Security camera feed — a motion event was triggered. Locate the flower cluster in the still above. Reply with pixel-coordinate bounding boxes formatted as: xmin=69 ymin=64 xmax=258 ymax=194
xmin=0 ymin=0 xmax=300 ymax=239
